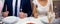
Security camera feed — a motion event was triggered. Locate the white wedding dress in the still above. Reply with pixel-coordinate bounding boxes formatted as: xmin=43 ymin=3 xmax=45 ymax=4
xmin=33 ymin=0 xmax=50 ymax=16
xmin=33 ymin=0 xmax=55 ymax=23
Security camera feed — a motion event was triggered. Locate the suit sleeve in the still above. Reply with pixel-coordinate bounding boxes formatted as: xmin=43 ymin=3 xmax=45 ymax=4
xmin=26 ymin=0 xmax=32 ymax=17
xmin=20 ymin=0 xmax=32 ymax=17
xmin=24 ymin=0 xmax=32 ymax=17
xmin=2 ymin=0 xmax=7 ymax=12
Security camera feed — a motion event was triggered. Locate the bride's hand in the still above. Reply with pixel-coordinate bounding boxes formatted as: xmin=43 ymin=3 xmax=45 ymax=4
xmin=34 ymin=13 xmax=38 ymax=18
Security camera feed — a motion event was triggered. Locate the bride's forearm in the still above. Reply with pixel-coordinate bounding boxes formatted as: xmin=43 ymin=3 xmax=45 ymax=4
xmin=32 ymin=3 xmax=37 ymax=16
xmin=33 ymin=8 xmax=38 ymax=16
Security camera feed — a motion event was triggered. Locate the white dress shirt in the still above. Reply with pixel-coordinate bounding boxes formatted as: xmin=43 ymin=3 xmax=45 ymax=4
xmin=13 ymin=0 xmax=21 ymax=16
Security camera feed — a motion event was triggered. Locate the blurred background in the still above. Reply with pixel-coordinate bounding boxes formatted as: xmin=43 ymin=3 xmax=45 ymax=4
xmin=53 ymin=0 xmax=60 ymax=18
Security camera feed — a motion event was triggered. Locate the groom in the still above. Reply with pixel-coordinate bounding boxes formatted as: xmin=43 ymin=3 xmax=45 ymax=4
xmin=2 ymin=0 xmax=32 ymax=17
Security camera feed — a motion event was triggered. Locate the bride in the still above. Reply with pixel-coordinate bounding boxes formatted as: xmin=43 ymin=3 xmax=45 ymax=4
xmin=32 ymin=0 xmax=55 ymax=24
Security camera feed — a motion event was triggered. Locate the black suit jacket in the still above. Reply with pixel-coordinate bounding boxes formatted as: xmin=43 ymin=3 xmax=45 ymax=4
xmin=2 ymin=0 xmax=32 ymax=17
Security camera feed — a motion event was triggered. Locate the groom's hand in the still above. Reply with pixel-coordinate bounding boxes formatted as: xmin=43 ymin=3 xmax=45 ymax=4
xmin=19 ymin=12 xmax=26 ymax=18
xmin=2 ymin=11 xmax=9 ymax=17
